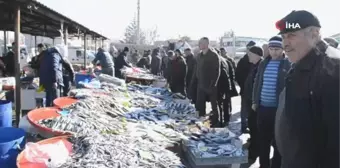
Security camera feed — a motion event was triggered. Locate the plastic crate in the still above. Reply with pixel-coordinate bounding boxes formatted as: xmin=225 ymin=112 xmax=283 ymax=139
xmin=75 ymin=73 xmax=95 ymax=88
xmin=182 ymin=139 xmax=248 ymax=167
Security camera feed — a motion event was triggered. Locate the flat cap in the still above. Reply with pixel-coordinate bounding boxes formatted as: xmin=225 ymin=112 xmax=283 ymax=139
xmin=275 ymin=10 xmax=321 ymax=34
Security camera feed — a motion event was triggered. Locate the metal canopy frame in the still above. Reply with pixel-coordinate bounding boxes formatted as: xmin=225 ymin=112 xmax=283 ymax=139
xmin=0 ymin=0 xmax=108 ymax=126
xmin=0 ymin=0 xmax=108 ymax=39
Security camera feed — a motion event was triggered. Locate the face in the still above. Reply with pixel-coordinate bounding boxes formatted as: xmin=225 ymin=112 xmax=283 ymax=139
xmin=282 ymin=28 xmax=314 ymax=63
xmin=199 ymin=39 xmax=208 ymax=50
xmin=175 ymin=51 xmax=180 ymax=56
xmin=184 ymin=50 xmax=191 ymax=56
xmin=248 ymin=52 xmax=260 ymax=63
xmin=269 ymin=47 xmax=283 ymax=59
xmin=220 ymin=49 xmax=226 ymax=56
xmin=38 ymin=47 xmax=43 ymax=53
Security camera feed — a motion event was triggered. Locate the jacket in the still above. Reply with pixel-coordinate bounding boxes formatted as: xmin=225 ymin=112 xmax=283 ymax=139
xmin=61 ymin=58 xmax=75 ymax=83
xmin=3 ymin=51 xmax=15 ymax=76
xmin=275 ymin=41 xmax=340 ymax=168
xmin=151 ymin=55 xmax=161 ymax=75
xmin=39 ymin=48 xmax=63 ymax=88
xmin=168 ymin=56 xmax=187 ymax=85
xmin=114 ymin=52 xmax=130 ymax=78
xmin=196 ymin=48 xmax=221 ymax=93
xmin=93 ymin=51 xmax=114 ymax=69
xmin=217 ymin=57 xmax=231 ymax=96
xmin=252 ymin=55 xmax=291 ymax=108
xmin=235 ymin=54 xmax=252 ymax=95
xmin=185 ymin=54 xmax=196 ymax=88
xmin=244 ymin=60 xmax=261 ymax=101
xmin=225 ymin=59 xmax=239 ymax=98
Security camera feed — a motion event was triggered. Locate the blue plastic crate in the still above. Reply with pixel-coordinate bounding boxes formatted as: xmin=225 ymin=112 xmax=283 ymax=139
xmin=75 ymin=73 xmax=95 ymax=88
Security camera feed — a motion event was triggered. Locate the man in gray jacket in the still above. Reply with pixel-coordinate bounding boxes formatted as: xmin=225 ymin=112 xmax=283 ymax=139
xmin=195 ymin=37 xmax=221 ymax=126
xmin=252 ymin=36 xmax=290 ymax=168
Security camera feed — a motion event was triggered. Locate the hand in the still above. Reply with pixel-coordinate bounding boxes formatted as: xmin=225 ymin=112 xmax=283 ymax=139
xmin=251 ymin=104 xmax=257 ymax=111
xmin=52 ymin=82 xmax=58 ymax=88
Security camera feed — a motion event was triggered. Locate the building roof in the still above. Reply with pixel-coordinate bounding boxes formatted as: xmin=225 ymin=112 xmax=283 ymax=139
xmin=0 ymin=0 xmax=108 ymax=39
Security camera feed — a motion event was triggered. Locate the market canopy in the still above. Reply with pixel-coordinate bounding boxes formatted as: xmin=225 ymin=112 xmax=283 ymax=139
xmin=0 ymin=0 xmax=108 ymax=39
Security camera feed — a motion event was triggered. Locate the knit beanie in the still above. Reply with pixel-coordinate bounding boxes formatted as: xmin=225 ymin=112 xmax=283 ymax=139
xmin=268 ymin=36 xmax=283 ymax=48
xmin=249 ymin=46 xmax=263 ymax=56
xmin=246 ymin=41 xmax=256 ymax=48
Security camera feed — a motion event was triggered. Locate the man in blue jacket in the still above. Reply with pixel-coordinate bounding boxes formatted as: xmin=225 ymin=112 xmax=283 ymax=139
xmin=39 ymin=47 xmax=63 ymax=107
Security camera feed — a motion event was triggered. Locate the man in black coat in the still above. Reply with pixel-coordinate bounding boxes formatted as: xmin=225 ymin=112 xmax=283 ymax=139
xmin=184 ymin=48 xmax=196 ymax=98
xmin=275 ymin=10 xmax=339 ymax=168
xmin=114 ymin=47 xmax=131 ymax=79
xmin=235 ymin=41 xmax=256 ymax=132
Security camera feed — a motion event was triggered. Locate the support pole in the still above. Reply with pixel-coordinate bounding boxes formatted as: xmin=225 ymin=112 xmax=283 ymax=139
xmin=34 ymin=36 xmax=37 ymax=55
xmin=94 ymin=37 xmax=97 ymax=54
xmin=102 ymin=39 xmax=104 ymax=48
xmin=14 ymin=6 xmax=21 ymax=126
xmin=64 ymin=26 xmax=68 ymax=46
xmin=52 ymin=38 xmax=55 ymax=45
xmin=83 ymin=33 xmax=87 ymax=69
xmin=3 ymin=31 xmax=7 ymax=55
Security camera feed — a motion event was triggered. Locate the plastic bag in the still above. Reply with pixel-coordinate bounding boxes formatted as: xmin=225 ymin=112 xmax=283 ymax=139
xmin=24 ymin=141 xmax=69 ymax=167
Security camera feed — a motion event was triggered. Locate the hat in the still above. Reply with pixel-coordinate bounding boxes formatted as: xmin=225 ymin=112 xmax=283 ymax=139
xmin=123 ymin=47 xmax=129 ymax=52
xmin=268 ymin=36 xmax=283 ymax=48
xmin=249 ymin=46 xmax=263 ymax=56
xmin=246 ymin=41 xmax=256 ymax=48
xmin=276 ymin=10 xmax=321 ymax=35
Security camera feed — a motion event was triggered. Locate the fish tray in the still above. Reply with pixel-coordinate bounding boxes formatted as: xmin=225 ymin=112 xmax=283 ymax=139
xmin=182 ymin=140 xmax=248 ymax=167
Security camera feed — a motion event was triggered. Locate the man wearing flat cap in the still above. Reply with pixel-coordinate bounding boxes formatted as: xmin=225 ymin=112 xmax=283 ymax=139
xmin=275 ymin=10 xmax=340 ymax=168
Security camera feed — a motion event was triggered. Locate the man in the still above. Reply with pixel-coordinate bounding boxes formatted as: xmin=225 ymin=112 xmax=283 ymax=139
xmin=167 ymin=49 xmax=187 ymax=95
xmin=252 ymin=36 xmax=290 ymax=168
xmin=93 ymin=48 xmax=114 ymax=76
xmin=235 ymin=40 xmax=256 ymax=133
xmin=220 ymin=47 xmax=236 ymax=69
xmin=196 ymin=37 xmax=221 ymax=127
xmin=39 ymin=47 xmax=64 ymax=107
xmin=114 ymin=47 xmax=131 ymax=79
xmin=30 ymin=43 xmax=47 ymax=76
xmin=3 ymin=42 xmax=15 ymax=76
xmin=262 ymin=43 xmax=270 ymax=58
xmin=324 ymin=37 xmax=339 ymax=48
xmin=160 ymin=50 xmax=169 ymax=77
xmin=243 ymin=46 xmax=263 ymax=163
xmin=275 ymin=10 xmax=339 ymax=168
xmin=130 ymin=49 xmax=140 ymax=65
xmin=150 ymin=48 xmax=162 ymax=75
xmin=184 ymin=48 xmax=196 ymax=98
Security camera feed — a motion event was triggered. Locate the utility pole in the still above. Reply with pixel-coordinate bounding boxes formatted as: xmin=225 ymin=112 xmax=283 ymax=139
xmin=136 ymin=0 xmax=140 ymax=44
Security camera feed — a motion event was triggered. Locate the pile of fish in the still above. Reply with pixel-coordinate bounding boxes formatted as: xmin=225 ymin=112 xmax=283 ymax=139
xmin=58 ymin=133 xmax=185 ymax=168
xmin=128 ymin=92 xmax=161 ymax=108
xmin=157 ymin=101 xmax=196 ymax=118
xmin=38 ymin=96 xmax=129 ymax=135
xmin=186 ymin=128 xmax=245 ymax=158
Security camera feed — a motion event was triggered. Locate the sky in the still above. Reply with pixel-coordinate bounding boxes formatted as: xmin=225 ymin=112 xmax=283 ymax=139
xmin=38 ymin=0 xmax=339 ymax=41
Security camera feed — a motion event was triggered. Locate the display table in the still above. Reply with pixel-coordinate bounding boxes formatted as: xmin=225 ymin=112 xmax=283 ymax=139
xmin=125 ymin=75 xmax=155 ymax=85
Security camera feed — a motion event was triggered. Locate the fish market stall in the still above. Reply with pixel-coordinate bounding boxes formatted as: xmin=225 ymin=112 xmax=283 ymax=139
xmin=19 ymin=75 xmax=247 ymax=168
xmin=121 ymin=66 xmax=159 ymax=85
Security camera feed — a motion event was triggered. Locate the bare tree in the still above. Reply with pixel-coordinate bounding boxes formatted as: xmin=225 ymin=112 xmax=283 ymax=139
xmin=144 ymin=26 xmax=159 ymax=45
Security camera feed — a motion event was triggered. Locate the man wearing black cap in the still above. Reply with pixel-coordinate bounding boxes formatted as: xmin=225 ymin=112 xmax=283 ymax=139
xmin=114 ymin=47 xmax=131 ymax=79
xmin=235 ymin=40 xmax=256 ymax=133
xmin=324 ymin=37 xmax=339 ymax=48
xmin=275 ymin=10 xmax=340 ymax=168
xmin=252 ymin=36 xmax=290 ymax=168
xmin=243 ymin=46 xmax=263 ymax=162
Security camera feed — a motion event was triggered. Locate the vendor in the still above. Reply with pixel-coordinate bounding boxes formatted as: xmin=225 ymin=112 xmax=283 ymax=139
xmin=136 ymin=50 xmax=151 ymax=69
xmin=29 ymin=43 xmax=47 ymax=76
xmin=167 ymin=49 xmax=187 ymax=96
xmin=114 ymin=47 xmax=131 ymax=79
xmin=92 ymin=48 xmax=114 ymax=76
xmin=39 ymin=47 xmax=64 ymax=107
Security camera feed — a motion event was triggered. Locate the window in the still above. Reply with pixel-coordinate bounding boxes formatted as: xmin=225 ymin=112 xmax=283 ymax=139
xmin=76 ymin=50 xmax=83 ymax=58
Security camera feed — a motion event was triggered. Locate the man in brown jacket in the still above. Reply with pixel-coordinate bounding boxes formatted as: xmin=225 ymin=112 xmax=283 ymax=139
xmin=195 ymin=37 xmax=221 ymax=127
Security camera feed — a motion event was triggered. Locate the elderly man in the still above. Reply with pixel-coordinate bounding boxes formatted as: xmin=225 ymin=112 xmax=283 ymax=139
xmin=324 ymin=37 xmax=339 ymax=48
xmin=275 ymin=10 xmax=339 ymax=168
xmin=196 ymin=37 xmax=221 ymax=127
xmin=236 ymin=41 xmax=256 ymax=132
